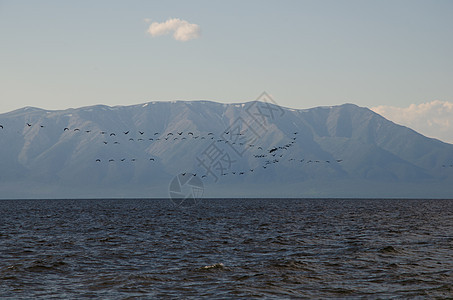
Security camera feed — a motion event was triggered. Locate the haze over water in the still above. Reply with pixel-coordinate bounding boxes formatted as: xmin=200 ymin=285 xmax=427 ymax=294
xmin=1 ymin=198 xmax=452 ymax=298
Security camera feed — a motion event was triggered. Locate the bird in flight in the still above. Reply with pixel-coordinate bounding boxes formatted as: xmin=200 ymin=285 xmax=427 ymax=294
xmin=0 ymin=125 xmax=3 ymax=129
xmin=124 ymin=131 xmax=129 ymax=135
xmin=269 ymin=147 xmax=278 ymax=153
xmin=96 ymin=159 xmax=101 ymax=162
xmin=26 ymin=123 xmax=32 ymax=127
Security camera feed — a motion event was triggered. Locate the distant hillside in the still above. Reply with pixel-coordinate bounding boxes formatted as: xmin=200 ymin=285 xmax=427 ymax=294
xmin=1 ymin=101 xmax=452 ymax=198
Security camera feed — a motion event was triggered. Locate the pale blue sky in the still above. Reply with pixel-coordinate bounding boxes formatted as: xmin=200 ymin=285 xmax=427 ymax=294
xmin=1 ymin=0 xmax=452 ymax=113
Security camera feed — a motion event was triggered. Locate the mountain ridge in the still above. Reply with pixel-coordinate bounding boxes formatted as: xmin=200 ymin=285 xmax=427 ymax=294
xmin=1 ymin=100 xmax=452 ymax=199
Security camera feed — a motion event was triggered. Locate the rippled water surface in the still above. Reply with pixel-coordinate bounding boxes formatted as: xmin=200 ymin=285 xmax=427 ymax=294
xmin=1 ymin=199 xmax=452 ymax=298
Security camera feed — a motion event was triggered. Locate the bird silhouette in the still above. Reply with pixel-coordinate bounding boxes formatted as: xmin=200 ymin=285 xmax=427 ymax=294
xmin=26 ymin=123 xmax=31 ymax=127
xmin=269 ymin=147 xmax=278 ymax=153
xmin=0 ymin=125 xmax=3 ymax=129
xmin=110 ymin=133 xmax=116 ymax=136
xmin=124 ymin=131 xmax=129 ymax=135
xmin=96 ymin=159 xmax=101 ymax=162
xmin=178 ymin=132 xmax=183 ymax=135
xmin=139 ymin=131 xmax=144 ymax=135
xmin=63 ymin=127 xmax=69 ymax=131
xmin=74 ymin=128 xmax=80 ymax=131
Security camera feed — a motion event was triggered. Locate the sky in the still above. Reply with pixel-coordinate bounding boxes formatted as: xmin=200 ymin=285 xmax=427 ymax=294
xmin=1 ymin=0 xmax=452 ymax=141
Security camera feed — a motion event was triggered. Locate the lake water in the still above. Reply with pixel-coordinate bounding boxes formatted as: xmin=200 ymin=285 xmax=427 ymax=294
xmin=0 ymin=199 xmax=452 ymax=298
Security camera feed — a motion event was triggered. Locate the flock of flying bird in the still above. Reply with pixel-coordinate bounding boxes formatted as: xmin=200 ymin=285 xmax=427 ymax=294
xmin=0 ymin=122 xmax=348 ymax=180
xmin=78 ymin=126 xmax=347 ymax=179
xmin=2 ymin=122 xmax=452 ymax=181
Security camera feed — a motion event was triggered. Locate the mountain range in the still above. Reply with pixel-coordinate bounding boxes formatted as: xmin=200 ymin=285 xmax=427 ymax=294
xmin=1 ymin=100 xmax=452 ymax=199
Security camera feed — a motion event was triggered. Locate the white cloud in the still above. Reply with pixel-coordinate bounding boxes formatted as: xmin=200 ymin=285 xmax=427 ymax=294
xmin=372 ymin=100 xmax=453 ymax=144
xmin=146 ymin=18 xmax=200 ymax=42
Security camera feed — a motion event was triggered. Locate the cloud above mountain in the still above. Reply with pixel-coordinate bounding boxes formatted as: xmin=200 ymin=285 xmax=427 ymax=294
xmin=146 ymin=18 xmax=201 ymax=41
xmin=372 ymin=100 xmax=453 ymax=144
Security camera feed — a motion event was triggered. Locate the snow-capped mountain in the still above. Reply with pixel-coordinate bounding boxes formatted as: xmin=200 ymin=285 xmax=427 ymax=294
xmin=1 ymin=101 xmax=452 ymax=198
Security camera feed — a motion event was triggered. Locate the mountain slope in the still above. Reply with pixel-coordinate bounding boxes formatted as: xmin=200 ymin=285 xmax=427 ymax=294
xmin=0 ymin=101 xmax=452 ymax=198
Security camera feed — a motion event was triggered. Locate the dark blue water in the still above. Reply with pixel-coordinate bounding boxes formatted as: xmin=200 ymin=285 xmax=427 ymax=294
xmin=0 ymin=199 xmax=452 ymax=298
